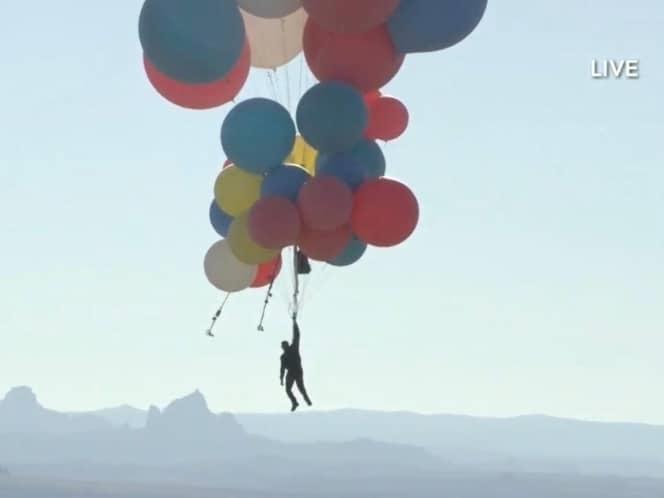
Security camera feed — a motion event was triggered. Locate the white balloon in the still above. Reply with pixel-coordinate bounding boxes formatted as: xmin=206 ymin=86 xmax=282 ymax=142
xmin=240 ymin=7 xmax=307 ymax=69
xmin=238 ymin=0 xmax=302 ymax=19
xmin=204 ymin=240 xmax=257 ymax=292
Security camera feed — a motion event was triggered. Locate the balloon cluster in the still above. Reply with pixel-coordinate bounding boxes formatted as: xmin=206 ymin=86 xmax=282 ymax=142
xmin=138 ymin=0 xmax=488 ymax=295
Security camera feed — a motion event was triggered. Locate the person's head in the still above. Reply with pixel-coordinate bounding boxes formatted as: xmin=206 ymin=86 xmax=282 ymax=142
xmin=281 ymin=340 xmax=289 ymax=352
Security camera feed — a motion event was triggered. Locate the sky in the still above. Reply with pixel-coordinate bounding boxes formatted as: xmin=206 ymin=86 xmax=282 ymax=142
xmin=0 ymin=1 xmax=662 ymax=423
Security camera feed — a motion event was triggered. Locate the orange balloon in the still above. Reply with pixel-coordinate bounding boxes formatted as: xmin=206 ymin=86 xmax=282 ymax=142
xmin=366 ymin=97 xmax=409 ymax=141
xmin=364 ymin=89 xmax=382 ymax=105
xmin=251 ymin=254 xmax=283 ymax=288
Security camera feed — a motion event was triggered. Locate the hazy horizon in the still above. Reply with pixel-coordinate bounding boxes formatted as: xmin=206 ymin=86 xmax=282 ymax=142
xmin=1 ymin=0 xmax=662 ymax=426
xmin=2 ymin=384 xmax=664 ymax=497
xmin=3 ymin=384 xmax=664 ymax=429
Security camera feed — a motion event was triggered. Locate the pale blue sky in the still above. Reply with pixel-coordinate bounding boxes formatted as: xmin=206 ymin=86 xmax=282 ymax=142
xmin=1 ymin=1 xmax=662 ymax=423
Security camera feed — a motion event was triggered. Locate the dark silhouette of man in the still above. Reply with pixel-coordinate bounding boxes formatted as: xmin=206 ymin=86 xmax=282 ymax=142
xmin=280 ymin=315 xmax=312 ymax=412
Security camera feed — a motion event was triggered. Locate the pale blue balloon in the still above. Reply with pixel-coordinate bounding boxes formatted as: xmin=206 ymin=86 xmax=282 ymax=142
xmin=221 ymin=98 xmax=296 ymax=175
xmin=139 ymin=0 xmax=245 ymax=83
xmin=261 ymin=164 xmax=310 ymax=202
xmin=209 ymin=200 xmax=233 ymax=238
xmin=316 ymin=157 xmax=369 ymax=192
xmin=387 ymin=0 xmax=488 ymax=54
xmin=296 ymin=82 xmax=368 ymax=154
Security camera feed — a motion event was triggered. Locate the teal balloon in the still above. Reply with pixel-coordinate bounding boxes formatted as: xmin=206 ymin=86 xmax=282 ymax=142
xmin=387 ymin=0 xmax=488 ymax=54
xmin=329 ymin=237 xmax=367 ymax=267
xmin=221 ymin=98 xmax=296 ymax=175
xmin=317 ymin=140 xmax=386 ymax=179
xmin=296 ymin=82 xmax=368 ymax=154
xmin=139 ymin=0 xmax=245 ymax=83
xmin=261 ymin=164 xmax=310 ymax=202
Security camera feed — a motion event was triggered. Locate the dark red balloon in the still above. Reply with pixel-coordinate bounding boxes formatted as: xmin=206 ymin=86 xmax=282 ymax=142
xmin=297 ymin=176 xmax=353 ymax=231
xmin=251 ymin=254 xmax=283 ymax=288
xmin=248 ymin=197 xmax=301 ymax=250
xmin=366 ymin=97 xmax=409 ymax=141
xmin=352 ymin=178 xmax=419 ymax=247
xmin=302 ymin=0 xmax=400 ymax=34
xmin=298 ymin=224 xmax=352 ymax=261
xmin=144 ymin=41 xmax=250 ymax=110
xmin=303 ymin=19 xmax=404 ymax=92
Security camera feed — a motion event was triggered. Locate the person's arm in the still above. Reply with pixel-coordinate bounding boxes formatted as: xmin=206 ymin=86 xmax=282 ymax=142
xmin=280 ymin=356 xmax=286 ymax=385
xmin=292 ymin=319 xmax=300 ymax=351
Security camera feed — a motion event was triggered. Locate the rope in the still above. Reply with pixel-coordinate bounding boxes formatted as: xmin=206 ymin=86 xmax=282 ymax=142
xmin=278 ymin=17 xmax=292 ymax=114
xmin=298 ymin=56 xmax=304 ymax=107
xmin=256 ymin=276 xmax=277 ymax=332
xmin=299 ymin=262 xmax=333 ymax=311
xmin=205 ymin=293 xmax=231 ymax=337
xmin=291 ymin=246 xmax=300 ymax=320
xmin=267 ymin=71 xmax=279 ymax=102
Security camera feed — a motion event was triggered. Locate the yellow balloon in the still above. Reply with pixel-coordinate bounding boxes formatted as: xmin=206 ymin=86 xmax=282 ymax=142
xmin=227 ymin=212 xmax=279 ymax=265
xmin=286 ymin=135 xmax=318 ymax=176
xmin=214 ymin=166 xmax=263 ymax=217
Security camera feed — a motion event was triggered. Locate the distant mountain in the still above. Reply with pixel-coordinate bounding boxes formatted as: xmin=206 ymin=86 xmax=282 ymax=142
xmin=0 ymin=388 xmax=252 ymax=465
xmin=87 ymin=403 xmax=664 ymax=467
xmin=57 ymin=394 xmax=664 ymax=478
xmin=85 ymin=405 xmax=147 ymax=429
xmin=4 ymin=386 xmax=664 ymax=483
xmin=0 ymin=387 xmax=439 ymax=489
xmin=235 ymin=410 xmax=664 ymax=476
xmin=0 ymin=387 xmax=110 ymax=434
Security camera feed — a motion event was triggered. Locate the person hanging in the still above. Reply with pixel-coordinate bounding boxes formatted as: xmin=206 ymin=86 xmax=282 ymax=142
xmin=280 ymin=314 xmax=312 ymax=412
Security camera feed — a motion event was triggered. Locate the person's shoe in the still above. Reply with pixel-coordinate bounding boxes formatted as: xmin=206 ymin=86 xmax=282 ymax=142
xmin=291 ymin=402 xmax=299 ymax=412
xmin=305 ymin=398 xmax=312 ymax=407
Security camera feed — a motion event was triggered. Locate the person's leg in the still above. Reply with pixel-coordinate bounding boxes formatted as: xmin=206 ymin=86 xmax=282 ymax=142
xmin=295 ymin=374 xmax=312 ymax=406
xmin=285 ymin=374 xmax=298 ymax=411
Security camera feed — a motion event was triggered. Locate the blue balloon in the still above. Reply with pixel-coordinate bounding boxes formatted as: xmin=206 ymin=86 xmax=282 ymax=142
xmin=139 ymin=0 xmax=246 ymax=83
xmin=317 ymin=157 xmax=369 ymax=192
xmin=296 ymin=82 xmax=368 ymax=154
xmin=209 ymin=200 xmax=233 ymax=237
xmin=221 ymin=98 xmax=296 ymax=175
xmin=317 ymin=140 xmax=386 ymax=180
xmin=329 ymin=237 xmax=367 ymax=267
xmin=387 ymin=0 xmax=488 ymax=54
xmin=261 ymin=164 xmax=311 ymax=202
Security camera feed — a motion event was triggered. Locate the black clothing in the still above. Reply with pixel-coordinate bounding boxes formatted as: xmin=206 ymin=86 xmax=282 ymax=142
xmin=280 ymin=321 xmax=311 ymax=410
xmin=281 ymin=322 xmax=302 ymax=373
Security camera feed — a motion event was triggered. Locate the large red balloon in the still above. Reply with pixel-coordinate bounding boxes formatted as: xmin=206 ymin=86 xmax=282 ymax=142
xmin=302 ymin=0 xmax=400 ymax=34
xmin=352 ymin=178 xmax=419 ymax=247
xmin=298 ymin=224 xmax=352 ymax=261
xmin=297 ymin=176 xmax=353 ymax=231
xmin=366 ymin=97 xmax=409 ymax=141
xmin=251 ymin=254 xmax=283 ymax=288
xmin=303 ymin=19 xmax=404 ymax=92
xmin=248 ymin=197 xmax=301 ymax=250
xmin=144 ymin=41 xmax=251 ymax=110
